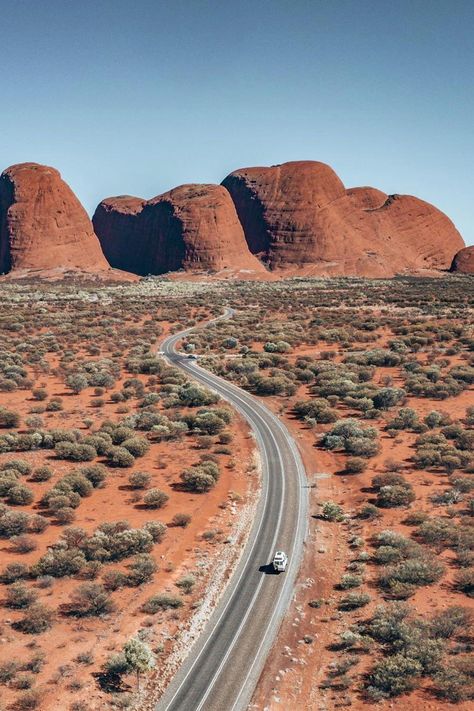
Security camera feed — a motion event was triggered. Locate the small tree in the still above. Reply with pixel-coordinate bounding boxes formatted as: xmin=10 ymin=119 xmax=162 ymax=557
xmin=123 ymin=637 xmax=155 ymax=688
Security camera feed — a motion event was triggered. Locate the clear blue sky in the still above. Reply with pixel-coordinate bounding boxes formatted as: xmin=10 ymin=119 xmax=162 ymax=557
xmin=1 ymin=0 xmax=472 ymax=243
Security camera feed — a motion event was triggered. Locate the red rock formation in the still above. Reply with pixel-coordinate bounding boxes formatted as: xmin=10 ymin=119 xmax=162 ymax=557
xmin=450 ymin=246 xmax=474 ymax=274
xmin=222 ymin=161 xmax=464 ymax=276
xmin=93 ymin=184 xmax=265 ymax=275
xmin=0 ymin=163 xmax=110 ymax=274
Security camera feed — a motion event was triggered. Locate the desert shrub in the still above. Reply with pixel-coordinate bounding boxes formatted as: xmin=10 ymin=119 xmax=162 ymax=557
xmin=416 ymin=517 xmax=456 ymax=548
xmin=81 ymin=434 xmax=111 ymax=455
xmin=143 ymin=488 xmax=169 ymax=509
xmin=321 ymin=419 xmax=379 ymax=458
xmin=103 ymin=651 xmax=129 ymax=677
xmin=176 ymin=574 xmax=196 ymax=594
xmin=55 ymin=507 xmax=77 ymax=525
xmin=365 ymin=601 xmax=411 ymax=643
xmin=338 ymin=574 xmax=363 ymax=589
xmin=127 ymin=554 xmax=158 ymax=585
xmin=338 ymin=592 xmax=371 ymax=610
xmin=66 ymin=583 xmax=115 ymax=617
xmin=454 ymin=569 xmax=474 ymax=598
xmin=171 ymin=513 xmax=192 ymax=527
xmin=141 ymin=593 xmax=183 ymax=613
xmin=429 ymin=606 xmax=472 ymax=639
xmin=0 ymin=509 xmax=30 ymax=537
xmin=30 ymin=466 xmax=53 ymax=482
xmin=14 ymin=603 xmax=55 ymax=634
xmin=0 ymin=470 xmax=20 ymax=495
xmin=121 ymin=437 xmax=150 ymax=458
xmin=80 ymin=560 xmax=103 ymax=579
xmin=75 ymin=651 xmax=95 ymax=666
xmin=6 ymin=582 xmax=37 ymax=609
xmin=12 ymin=534 xmax=37 ymax=553
xmin=0 ymin=560 xmax=29 ymax=584
xmin=432 ymin=659 xmax=474 ymax=702
xmin=13 ymin=689 xmax=43 ymax=709
xmin=376 ymin=484 xmax=416 ymax=509
xmin=55 ymin=442 xmax=96 ymax=462
xmin=79 ymin=464 xmax=107 ymax=487
xmin=102 ymin=569 xmax=128 ymax=591
xmin=106 ymin=446 xmax=135 ymax=468
xmin=85 ymin=525 xmax=153 ymax=561
xmin=33 ymin=548 xmax=86 ymax=578
xmin=293 ymin=399 xmax=338 ymax=424
xmin=66 ymin=373 xmax=88 ymax=394
xmin=372 ymin=387 xmax=406 ymax=410
xmin=0 ymin=406 xmax=20 ymax=428
xmin=380 ymin=558 xmax=445 ymax=592
xmin=180 ymin=462 xmax=219 ymax=492
xmin=366 ymin=654 xmax=422 ymax=698
xmin=0 ymin=659 xmax=19 ymax=683
xmin=386 ymin=408 xmax=420 ymax=431
xmin=358 ymin=503 xmax=381 ymax=520
xmin=321 ymin=501 xmax=344 ymax=521
xmin=7 ymin=484 xmax=35 ymax=506
xmin=177 ymin=383 xmax=218 ymax=407
xmin=143 ymin=520 xmax=166 ymax=542
xmin=344 ymin=457 xmax=367 ymax=474
xmin=2 ymin=459 xmax=32 ymax=475
xmin=62 ymin=473 xmax=93 ymax=498
xmin=128 ymin=471 xmax=151 ymax=489
xmin=402 ymin=511 xmax=429 ymax=526
xmin=43 ymin=492 xmax=81 ymax=512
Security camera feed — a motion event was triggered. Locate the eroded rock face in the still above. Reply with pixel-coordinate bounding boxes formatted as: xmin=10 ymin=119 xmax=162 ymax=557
xmin=0 ymin=163 xmax=110 ymax=273
xmin=450 ymin=246 xmax=474 ymax=274
xmin=93 ymin=184 xmax=265 ymax=275
xmin=222 ymin=160 xmax=464 ymax=276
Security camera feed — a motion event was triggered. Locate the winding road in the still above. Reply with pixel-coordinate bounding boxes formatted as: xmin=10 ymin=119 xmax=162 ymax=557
xmin=156 ymin=311 xmax=308 ymax=711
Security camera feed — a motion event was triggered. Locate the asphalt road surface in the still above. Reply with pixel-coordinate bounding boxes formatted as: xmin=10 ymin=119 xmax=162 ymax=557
xmin=156 ymin=311 xmax=308 ymax=711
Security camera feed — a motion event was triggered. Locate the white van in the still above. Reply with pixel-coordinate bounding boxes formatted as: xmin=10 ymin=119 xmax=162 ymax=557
xmin=272 ymin=551 xmax=288 ymax=572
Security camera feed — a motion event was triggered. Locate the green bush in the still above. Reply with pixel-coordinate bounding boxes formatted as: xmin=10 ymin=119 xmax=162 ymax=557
xmin=127 ymin=554 xmax=158 ymax=585
xmin=128 ymin=471 xmax=151 ymax=489
xmin=30 ymin=466 xmax=53 ymax=482
xmin=66 ymin=583 xmax=115 ymax=617
xmin=122 ymin=436 xmax=150 ymax=458
xmin=14 ymin=603 xmax=55 ymax=634
xmin=366 ymin=654 xmax=422 ymax=698
xmin=338 ymin=592 xmax=371 ymax=610
xmin=0 ymin=406 xmax=20 ymax=428
xmin=376 ymin=484 xmax=416 ymax=508
xmin=143 ymin=520 xmax=166 ymax=542
xmin=380 ymin=558 xmax=445 ymax=591
xmin=106 ymin=446 xmax=135 ymax=468
xmin=321 ymin=501 xmax=344 ymax=521
xmin=344 ymin=457 xmax=367 ymax=473
xmin=141 ymin=593 xmax=183 ymax=613
xmin=171 ymin=512 xmax=192 ymax=527
xmin=0 ymin=561 xmax=29 ymax=584
xmin=6 ymin=582 xmax=37 ymax=609
xmin=55 ymin=442 xmax=96 ymax=462
xmin=454 ymin=569 xmax=474 ymax=598
xmin=2 ymin=459 xmax=32 ymax=475
xmin=338 ymin=574 xmax=363 ymax=589
xmin=143 ymin=488 xmax=169 ymax=509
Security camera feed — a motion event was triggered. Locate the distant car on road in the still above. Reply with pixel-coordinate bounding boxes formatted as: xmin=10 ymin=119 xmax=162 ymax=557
xmin=187 ymin=353 xmax=198 ymax=360
xmin=272 ymin=550 xmax=288 ymax=572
